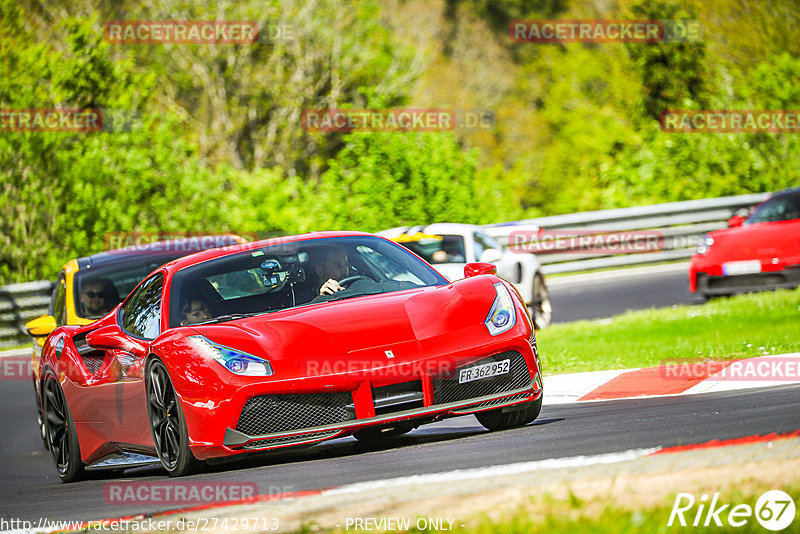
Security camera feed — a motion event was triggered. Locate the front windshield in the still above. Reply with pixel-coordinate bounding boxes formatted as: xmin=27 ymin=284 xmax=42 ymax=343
xmin=746 ymin=192 xmax=800 ymax=225
xmin=393 ymin=234 xmax=466 ymax=265
xmin=168 ymin=235 xmax=449 ymax=327
xmin=74 ymin=254 xmax=184 ymax=319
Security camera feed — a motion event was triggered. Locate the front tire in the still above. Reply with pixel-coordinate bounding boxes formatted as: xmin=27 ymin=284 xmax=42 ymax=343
xmin=146 ymin=358 xmax=202 ymax=477
xmin=475 ymin=395 xmax=542 ymax=431
xmin=529 ymin=273 xmax=552 ymax=329
xmin=43 ymin=375 xmax=84 ymax=482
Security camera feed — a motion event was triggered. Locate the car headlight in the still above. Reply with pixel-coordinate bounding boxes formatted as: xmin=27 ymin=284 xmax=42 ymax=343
xmin=485 ymin=282 xmax=517 ymax=335
xmin=695 ymin=234 xmax=714 ymax=254
xmin=189 ymin=336 xmax=273 ymax=376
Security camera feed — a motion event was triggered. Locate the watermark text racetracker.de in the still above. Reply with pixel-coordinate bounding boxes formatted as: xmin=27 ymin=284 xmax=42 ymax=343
xmin=104 ymin=481 xmax=265 ymax=505
xmin=0 ymin=516 xmax=280 ymax=532
xmin=508 ymin=229 xmax=663 ymax=255
xmin=660 ymin=356 xmax=800 ymax=381
xmin=307 ymin=359 xmax=453 ymax=378
xmin=0 ymin=108 xmax=139 ymax=133
xmin=103 ymin=231 xmax=257 ymax=253
xmin=661 ymin=110 xmax=800 ymax=133
xmin=103 ymin=20 xmax=294 ymax=44
xmin=509 ymin=19 xmax=701 ymax=43
xmin=301 ymin=108 xmax=495 ymax=132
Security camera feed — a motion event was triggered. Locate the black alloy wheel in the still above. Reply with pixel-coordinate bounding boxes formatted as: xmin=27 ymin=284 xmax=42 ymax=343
xmin=43 ymin=375 xmax=84 ymax=482
xmin=146 ymin=358 xmax=201 ymax=476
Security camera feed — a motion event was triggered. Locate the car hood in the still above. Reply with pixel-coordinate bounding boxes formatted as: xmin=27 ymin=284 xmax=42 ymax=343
xmin=187 ymin=277 xmax=499 ymax=366
xmin=432 ymin=263 xmax=465 ymax=282
xmin=708 ymin=220 xmax=800 ymax=260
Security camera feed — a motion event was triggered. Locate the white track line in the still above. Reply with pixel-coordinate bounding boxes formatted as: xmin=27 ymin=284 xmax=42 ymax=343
xmin=546 ymin=262 xmax=689 ymax=287
xmin=324 ymin=448 xmax=660 ymax=496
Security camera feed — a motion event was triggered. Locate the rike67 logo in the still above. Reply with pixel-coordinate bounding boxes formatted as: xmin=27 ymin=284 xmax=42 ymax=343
xmin=669 ymin=490 xmax=796 ymax=531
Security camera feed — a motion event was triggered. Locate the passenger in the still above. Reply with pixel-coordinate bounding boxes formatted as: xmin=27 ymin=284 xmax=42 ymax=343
xmin=431 ymin=237 xmax=465 ymax=264
xmin=180 ymin=297 xmax=212 ymax=325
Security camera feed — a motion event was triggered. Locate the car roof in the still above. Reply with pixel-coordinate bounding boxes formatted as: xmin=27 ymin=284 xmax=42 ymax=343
xmin=159 ymin=231 xmax=378 ymax=275
xmin=773 ymin=186 xmax=800 ymax=197
xmin=377 ymin=223 xmax=481 ymax=238
xmin=75 ymin=234 xmax=245 ymax=271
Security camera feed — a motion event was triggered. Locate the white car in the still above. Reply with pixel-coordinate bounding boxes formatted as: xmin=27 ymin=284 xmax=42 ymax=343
xmin=378 ymin=223 xmax=552 ymax=328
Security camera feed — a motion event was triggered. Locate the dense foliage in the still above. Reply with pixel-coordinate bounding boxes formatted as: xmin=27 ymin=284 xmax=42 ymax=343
xmin=1 ymin=0 xmax=798 ymax=282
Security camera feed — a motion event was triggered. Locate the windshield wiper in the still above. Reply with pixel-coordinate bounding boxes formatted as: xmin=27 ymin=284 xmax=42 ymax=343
xmin=193 ymin=312 xmax=263 ymax=325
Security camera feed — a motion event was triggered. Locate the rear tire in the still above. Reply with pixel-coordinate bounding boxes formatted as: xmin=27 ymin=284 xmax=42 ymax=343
xmin=475 ymin=395 xmax=542 ymax=431
xmin=529 ymin=274 xmax=552 ymax=329
xmin=35 ymin=382 xmax=48 ymax=450
xmin=43 ymin=375 xmax=84 ymax=482
xmin=146 ymin=358 xmax=202 ymax=477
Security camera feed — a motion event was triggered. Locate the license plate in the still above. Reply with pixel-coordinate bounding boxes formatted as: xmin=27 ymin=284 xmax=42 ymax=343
xmin=723 ymin=260 xmax=761 ymax=275
xmin=458 ymin=359 xmax=511 ymax=384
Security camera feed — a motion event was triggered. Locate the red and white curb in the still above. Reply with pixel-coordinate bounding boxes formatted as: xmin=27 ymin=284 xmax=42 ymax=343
xmin=543 ymin=352 xmax=800 ymax=405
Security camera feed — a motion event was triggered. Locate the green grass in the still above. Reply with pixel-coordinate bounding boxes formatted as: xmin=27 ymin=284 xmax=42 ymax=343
xmin=449 ymin=484 xmax=800 ymax=534
xmin=0 ymin=342 xmax=31 ymax=352
xmin=313 ymin=483 xmax=800 ymax=534
xmin=538 ymin=287 xmax=800 ymax=375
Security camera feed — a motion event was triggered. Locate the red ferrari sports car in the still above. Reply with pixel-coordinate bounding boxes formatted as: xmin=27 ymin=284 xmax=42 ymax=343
xmin=690 ymin=187 xmax=800 ymax=297
xmin=39 ymin=232 xmax=543 ymax=481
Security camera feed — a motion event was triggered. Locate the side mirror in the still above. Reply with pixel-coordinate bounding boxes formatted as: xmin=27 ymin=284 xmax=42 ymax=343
xmin=464 ymin=262 xmax=497 ymax=278
xmin=479 ymin=248 xmax=503 ymax=264
xmin=727 ymin=214 xmax=745 ymax=228
xmin=86 ymin=325 xmax=146 ymax=357
xmin=25 ymin=315 xmax=57 ymax=337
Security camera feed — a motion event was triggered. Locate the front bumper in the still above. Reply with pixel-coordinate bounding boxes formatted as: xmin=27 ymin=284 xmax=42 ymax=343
xmin=695 ymin=266 xmax=800 ymax=296
xmin=191 ymin=349 xmax=542 ymax=458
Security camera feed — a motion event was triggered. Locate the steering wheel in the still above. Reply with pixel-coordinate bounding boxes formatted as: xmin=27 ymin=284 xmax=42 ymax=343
xmin=338 ymin=275 xmax=373 ymax=288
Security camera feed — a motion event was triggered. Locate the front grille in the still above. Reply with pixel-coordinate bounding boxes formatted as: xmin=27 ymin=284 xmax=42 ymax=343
xmin=432 ymin=351 xmax=531 ymax=405
xmin=244 ymin=430 xmax=340 ymax=450
xmin=236 ymin=392 xmax=354 ymax=436
xmin=372 ymin=381 xmax=423 ymax=415
xmin=452 ymin=392 xmax=531 ymax=413
xmin=708 ymin=273 xmax=784 ymax=289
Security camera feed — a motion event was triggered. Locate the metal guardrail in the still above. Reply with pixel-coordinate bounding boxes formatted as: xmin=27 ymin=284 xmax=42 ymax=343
xmin=483 ymin=192 xmax=770 ymax=275
xmin=0 ymin=192 xmax=773 ymax=347
xmin=0 ymin=280 xmax=53 ymax=349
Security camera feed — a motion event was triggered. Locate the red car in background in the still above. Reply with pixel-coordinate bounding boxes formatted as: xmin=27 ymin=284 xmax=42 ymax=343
xmin=690 ymin=187 xmax=800 ymax=298
xmin=38 ymin=232 xmax=543 ymax=482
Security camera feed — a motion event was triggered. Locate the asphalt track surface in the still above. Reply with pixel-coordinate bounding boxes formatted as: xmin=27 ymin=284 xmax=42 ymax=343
xmin=548 ymin=263 xmax=696 ymax=323
xmin=1 ymin=376 xmax=798 ymax=523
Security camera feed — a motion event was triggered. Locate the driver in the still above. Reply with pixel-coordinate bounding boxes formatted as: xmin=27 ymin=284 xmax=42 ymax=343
xmin=315 ymin=245 xmax=350 ymax=295
xmin=80 ymin=279 xmax=114 ymax=317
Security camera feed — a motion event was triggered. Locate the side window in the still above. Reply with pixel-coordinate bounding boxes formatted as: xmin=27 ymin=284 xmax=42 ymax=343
xmin=474 ymin=232 xmax=498 ymax=262
xmin=50 ymin=272 xmax=67 ymax=326
xmin=120 ymin=274 xmax=163 ymax=340
xmin=472 ymin=233 xmax=485 ymax=262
